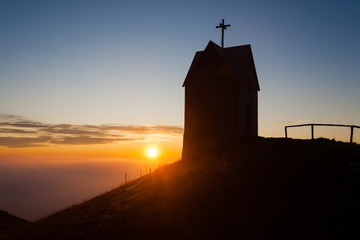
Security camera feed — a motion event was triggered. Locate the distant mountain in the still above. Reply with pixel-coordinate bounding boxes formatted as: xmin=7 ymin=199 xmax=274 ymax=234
xmin=2 ymin=138 xmax=360 ymax=240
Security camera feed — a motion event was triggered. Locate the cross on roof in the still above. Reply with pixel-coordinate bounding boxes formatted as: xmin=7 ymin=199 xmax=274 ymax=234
xmin=216 ymin=19 xmax=231 ymax=48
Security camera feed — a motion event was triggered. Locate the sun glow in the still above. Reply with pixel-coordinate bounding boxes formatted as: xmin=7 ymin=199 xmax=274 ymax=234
xmin=146 ymin=147 xmax=158 ymax=159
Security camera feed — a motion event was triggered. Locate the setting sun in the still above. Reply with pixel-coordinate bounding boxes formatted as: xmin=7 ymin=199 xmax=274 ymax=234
xmin=147 ymin=147 xmax=158 ymax=159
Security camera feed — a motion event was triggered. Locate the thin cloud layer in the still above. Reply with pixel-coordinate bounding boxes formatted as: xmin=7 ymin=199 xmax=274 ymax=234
xmin=0 ymin=114 xmax=183 ymax=148
xmin=0 ymin=136 xmax=52 ymax=148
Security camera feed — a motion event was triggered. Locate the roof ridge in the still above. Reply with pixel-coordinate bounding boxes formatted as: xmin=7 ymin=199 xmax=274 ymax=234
xmin=182 ymin=41 xmax=260 ymax=91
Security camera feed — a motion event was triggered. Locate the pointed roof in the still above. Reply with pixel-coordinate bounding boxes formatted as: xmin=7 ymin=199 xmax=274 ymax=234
xmin=182 ymin=41 xmax=260 ymax=91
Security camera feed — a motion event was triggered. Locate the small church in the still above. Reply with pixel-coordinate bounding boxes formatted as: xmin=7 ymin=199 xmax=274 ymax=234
xmin=182 ymin=20 xmax=260 ymax=159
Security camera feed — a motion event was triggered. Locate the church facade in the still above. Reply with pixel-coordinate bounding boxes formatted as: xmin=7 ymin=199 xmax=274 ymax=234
xmin=182 ymin=41 xmax=260 ymax=158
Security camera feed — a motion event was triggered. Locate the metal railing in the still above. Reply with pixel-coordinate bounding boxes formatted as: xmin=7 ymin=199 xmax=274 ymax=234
xmin=285 ymin=123 xmax=360 ymax=143
xmin=90 ymin=175 xmax=146 ymax=240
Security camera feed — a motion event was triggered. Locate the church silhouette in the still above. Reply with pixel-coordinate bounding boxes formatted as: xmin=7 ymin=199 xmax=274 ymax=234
xmin=182 ymin=40 xmax=260 ymax=159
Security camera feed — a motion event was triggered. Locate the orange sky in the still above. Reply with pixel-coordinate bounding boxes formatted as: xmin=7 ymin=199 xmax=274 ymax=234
xmin=0 ymin=114 xmax=183 ymax=167
xmin=0 ymin=138 xmax=182 ymax=165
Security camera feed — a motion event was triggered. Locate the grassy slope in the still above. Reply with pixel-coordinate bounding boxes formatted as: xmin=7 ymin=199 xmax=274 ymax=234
xmin=0 ymin=210 xmax=28 ymax=236
xmin=2 ymin=138 xmax=360 ymax=240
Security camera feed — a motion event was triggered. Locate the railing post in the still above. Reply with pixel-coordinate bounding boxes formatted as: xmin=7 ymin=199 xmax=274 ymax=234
xmin=311 ymin=124 xmax=314 ymax=140
xmin=350 ymin=126 xmax=354 ymax=143
xmin=121 ymin=187 xmax=125 ymax=213
xmin=285 ymin=127 xmax=288 ymax=138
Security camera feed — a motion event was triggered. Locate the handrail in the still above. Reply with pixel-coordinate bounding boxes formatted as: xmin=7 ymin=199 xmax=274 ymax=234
xmin=123 ymin=178 xmax=143 ymax=191
xmin=285 ymin=123 xmax=360 ymax=143
xmin=90 ymin=176 xmax=145 ymax=240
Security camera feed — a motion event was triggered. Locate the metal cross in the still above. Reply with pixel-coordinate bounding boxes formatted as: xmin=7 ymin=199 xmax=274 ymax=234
xmin=216 ymin=19 xmax=231 ymax=48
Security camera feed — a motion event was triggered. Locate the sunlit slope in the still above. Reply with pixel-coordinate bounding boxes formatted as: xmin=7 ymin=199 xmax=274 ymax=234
xmin=3 ymin=138 xmax=360 ymax=240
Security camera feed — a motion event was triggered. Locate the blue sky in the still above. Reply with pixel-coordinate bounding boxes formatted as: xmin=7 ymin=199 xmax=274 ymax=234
xmin=1 ymin=0 xmax=359 ymax=139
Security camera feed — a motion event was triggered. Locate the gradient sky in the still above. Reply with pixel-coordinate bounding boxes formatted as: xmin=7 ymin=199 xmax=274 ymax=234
xmin=0 ymin=0 xmax=359 ymax=220
xmin=1 ymin=0 xmax=360 ymax=138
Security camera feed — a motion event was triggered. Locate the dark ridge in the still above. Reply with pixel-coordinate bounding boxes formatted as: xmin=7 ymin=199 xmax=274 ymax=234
xmin=2 ymin=138 xmax=360 ymax=240
xmin=0 ymin=210 xmax=29 ymax=235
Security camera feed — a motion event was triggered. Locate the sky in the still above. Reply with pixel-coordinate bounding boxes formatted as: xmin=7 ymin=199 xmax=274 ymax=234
xmin=0 ymin=0 xmax=360 ymax=220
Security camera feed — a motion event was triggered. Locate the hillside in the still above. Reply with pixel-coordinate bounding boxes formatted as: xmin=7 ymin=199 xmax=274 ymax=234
xmin=0 ymin=210 xmax=28 ymax=235
xmin=1 ymin=137 xmax=360 ymax=240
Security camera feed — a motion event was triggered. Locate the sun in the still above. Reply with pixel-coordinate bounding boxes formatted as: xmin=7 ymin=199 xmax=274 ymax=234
xmin=147 ymin=147 xmax=158 ymax=159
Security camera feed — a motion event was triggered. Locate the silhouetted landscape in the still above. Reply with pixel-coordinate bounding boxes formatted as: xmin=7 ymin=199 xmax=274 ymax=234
xmin=1 ymin=3 xmax=360 ymax=239
xmin=1 ymin=137 xmax=359 ymax=239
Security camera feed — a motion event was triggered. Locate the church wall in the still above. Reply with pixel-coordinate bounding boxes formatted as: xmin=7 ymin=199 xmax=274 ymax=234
xmin=182 ymin=43 xmax=259 ymax=159
xmin=183 ymin=55 xmax=240 ymax=156
xmin=238 ymin=81 xmax=258 ymax=136
xmin=184 ymin=52 xmax=239 ymax=138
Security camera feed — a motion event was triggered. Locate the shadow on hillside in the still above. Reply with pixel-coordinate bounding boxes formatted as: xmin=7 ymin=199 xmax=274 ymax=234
xmin=2 ymin=138 xmax=360 ymax=240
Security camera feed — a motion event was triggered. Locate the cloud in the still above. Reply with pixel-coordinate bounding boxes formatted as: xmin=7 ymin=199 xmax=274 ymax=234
xmin=0 ymin=121 xmax=48 ymax=128
xmin=42 ymin=124 xmax=106 ymax=136
xmin=49 ymin=136 xmax=141 ymax=145
xmin=0 ymin=128 xmax=36 ymax=134
xmin=101 ymin=125 xmax=184 ymax=134
xmin=0 ymin=114 xmax=183 ymax=148
xmin=0 ymin=136 xmax=52 ymax=148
